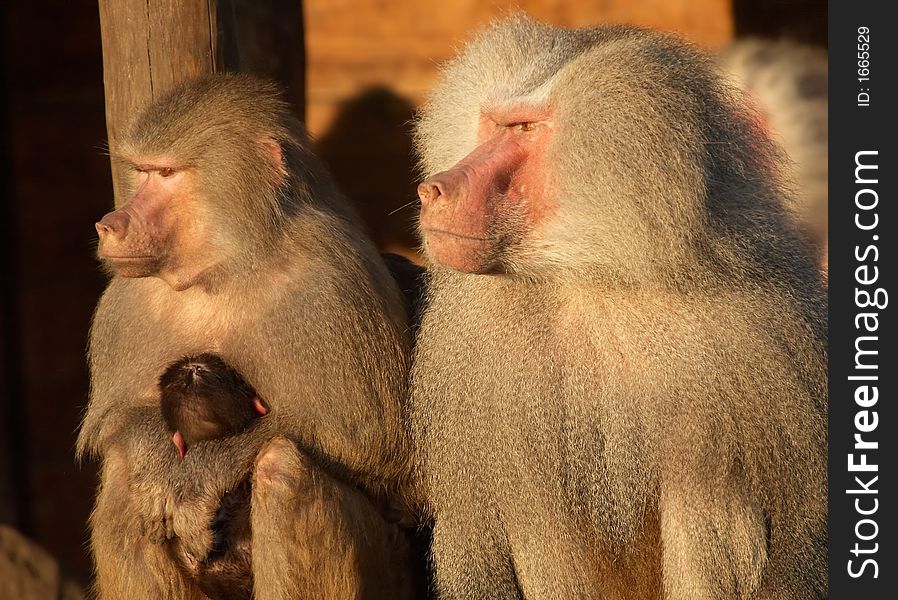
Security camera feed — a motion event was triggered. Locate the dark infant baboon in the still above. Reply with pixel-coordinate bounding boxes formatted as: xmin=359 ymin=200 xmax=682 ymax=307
xmin=411 ymin=17 xmax=827 ymax=600
xmin=160 ymin=353 xmax=268 ymax=458
xmin=79 ymin=73 xmax=418 ymax=599
xmin=159 ymin=353 xmax=268 ymax=600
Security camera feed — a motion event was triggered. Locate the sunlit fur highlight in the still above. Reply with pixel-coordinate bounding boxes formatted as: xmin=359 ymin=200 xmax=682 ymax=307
xmin=411 ymin=16 xmax=827 ymax=600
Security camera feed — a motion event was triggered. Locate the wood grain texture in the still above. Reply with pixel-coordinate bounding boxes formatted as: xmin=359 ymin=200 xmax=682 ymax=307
xmin=98 ymin=1 xmax=306 ymax=205
xmin=98 ymin=0 xmax=218 ymax=204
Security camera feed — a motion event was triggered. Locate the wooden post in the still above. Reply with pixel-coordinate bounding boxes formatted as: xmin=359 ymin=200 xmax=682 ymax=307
xmin=98 ymin=0 xmax=305 ymax=205
xmin=98 ymin=0 xmax=222 ymax=204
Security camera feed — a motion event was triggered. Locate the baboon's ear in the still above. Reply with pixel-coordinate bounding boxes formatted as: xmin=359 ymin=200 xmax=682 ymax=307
xmin=260 ymin=139 xmax=287 ymax=185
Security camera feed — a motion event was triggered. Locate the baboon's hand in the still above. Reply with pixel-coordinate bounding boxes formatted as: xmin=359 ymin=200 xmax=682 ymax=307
xmin=129 ymin=468 xmax=177 ymax=543
xmin=167 ymin=424 xmax=275 ymax=559
xmin=170 ymin=479 xmax=218 ymax=562
xmin=119 ymin=412 xmax=181 ymax=543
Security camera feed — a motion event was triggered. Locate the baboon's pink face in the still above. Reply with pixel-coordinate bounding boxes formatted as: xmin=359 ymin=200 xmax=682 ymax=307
xmin=96 ymin=159 xmax=209 ymax=284
xmin=417 ymin=104 xmax=555 ymax=273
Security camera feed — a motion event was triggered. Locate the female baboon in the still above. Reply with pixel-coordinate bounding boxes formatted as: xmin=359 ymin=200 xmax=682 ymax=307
xmin=80 ymin=74 xmax=418 ymax=599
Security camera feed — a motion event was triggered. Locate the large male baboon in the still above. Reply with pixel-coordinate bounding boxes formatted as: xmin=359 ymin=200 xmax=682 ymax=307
xmin=79 ymin=74 xmax=417 ymax=599
xmin=411 ymin=17 xmax=827 ymax=600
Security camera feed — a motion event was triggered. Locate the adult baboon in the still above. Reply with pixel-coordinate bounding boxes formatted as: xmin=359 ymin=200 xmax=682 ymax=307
xmin=79 ymin=74 xmax=417 ymax=599
xmin=411 ymin=17 xmax=827 ymax=600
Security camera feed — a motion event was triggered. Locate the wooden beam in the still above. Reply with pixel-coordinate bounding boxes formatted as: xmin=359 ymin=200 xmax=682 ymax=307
xmin=98 ymin=0 xmax=222 ymax=204
xmin=97 ymin=0 xmax=305 ymax=205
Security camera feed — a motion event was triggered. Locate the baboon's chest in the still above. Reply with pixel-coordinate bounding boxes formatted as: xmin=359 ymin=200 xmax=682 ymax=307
xmin=423 ymin=301 xmax=656 ymax=508
xmin=124 ymin=282 xmax=266 ymax=398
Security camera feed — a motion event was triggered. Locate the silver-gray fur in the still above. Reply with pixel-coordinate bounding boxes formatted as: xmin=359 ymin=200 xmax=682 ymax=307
xmin=720 ymin=39 xmax=828 ymax=266
xmin=411 ymin=17 xmax=826 ymax=600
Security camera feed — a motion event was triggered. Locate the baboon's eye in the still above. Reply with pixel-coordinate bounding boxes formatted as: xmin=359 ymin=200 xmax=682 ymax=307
xmin=514 ymin=122 xmax=536 ymax=132
xmin=159 ymin=167 xmax=176 ymax=178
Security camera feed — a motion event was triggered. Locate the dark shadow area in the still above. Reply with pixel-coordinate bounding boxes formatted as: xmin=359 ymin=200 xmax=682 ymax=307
xmin=733 ymin=0 xmax=827 ymax=47
xmin=0 ymin=3 xmax=26 ymax=532
xmin=315 ymin=87 xmax=421 ymax=259
xmin=1 ymin=1 xmax=110 ymax=584
xmin=218 ymin=0 xmax=307 ymax=118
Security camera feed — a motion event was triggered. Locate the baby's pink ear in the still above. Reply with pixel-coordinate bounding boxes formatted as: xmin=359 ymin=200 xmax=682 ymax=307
xmin=172 ymin=431 xmax=186 ymax=460
xmin=253 ymin=397 xmax=269 ymax=416
xmin=260 ymin=139 xmax=286 ymax=185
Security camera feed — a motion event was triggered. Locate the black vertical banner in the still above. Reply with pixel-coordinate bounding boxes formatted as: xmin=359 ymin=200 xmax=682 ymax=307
xmin=829 ymin=2 xmax=897 ymax=597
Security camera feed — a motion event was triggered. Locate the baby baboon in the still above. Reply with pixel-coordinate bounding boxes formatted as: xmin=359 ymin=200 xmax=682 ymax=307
xmin=79 ymin=74 xmax=417 ymax=599
xmin=159 ymin=353 xmax=266 ymax=600
xmin=160 ymin=353 xmax=268 ymax=458
xmin=411 ymin=17 xmax=827 ymax=600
